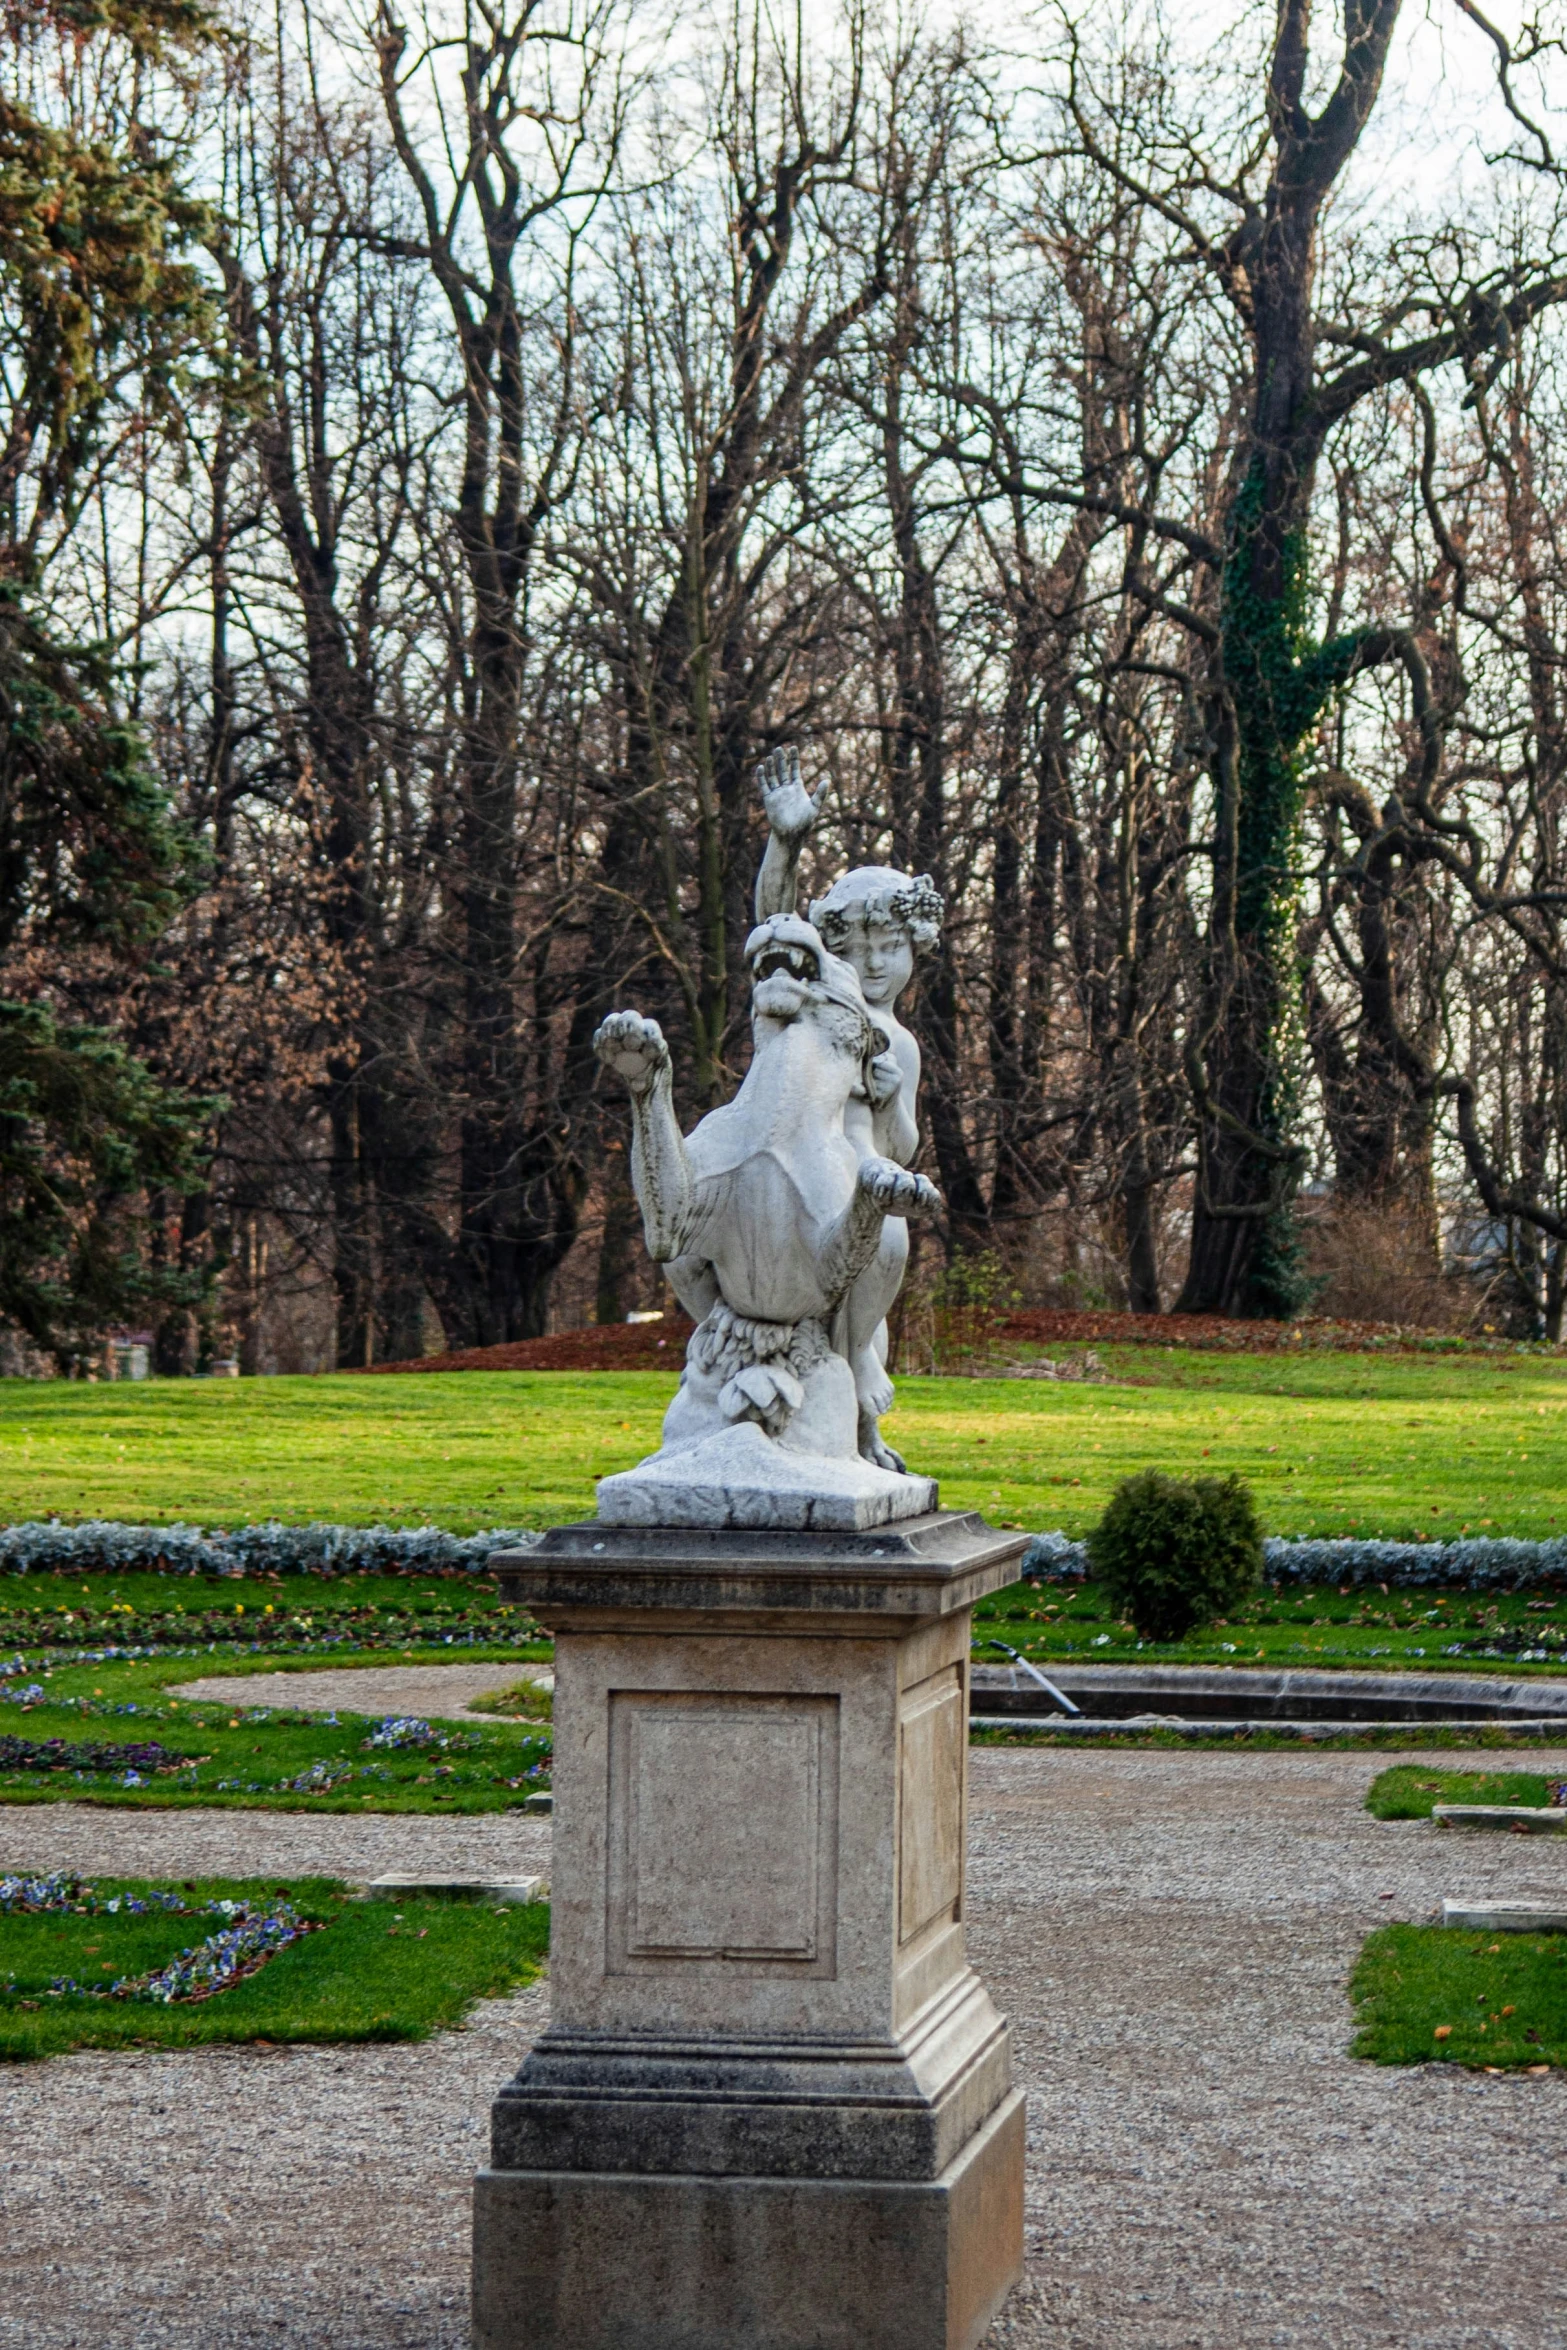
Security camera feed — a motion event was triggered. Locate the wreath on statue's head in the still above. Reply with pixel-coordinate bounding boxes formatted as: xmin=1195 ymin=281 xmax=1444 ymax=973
xmin=807 ymin=866 xmax=943 ymax=957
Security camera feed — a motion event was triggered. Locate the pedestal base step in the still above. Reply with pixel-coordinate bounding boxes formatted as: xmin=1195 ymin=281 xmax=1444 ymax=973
xmin=472 ymin=2087 xmax=1024 ymax=2350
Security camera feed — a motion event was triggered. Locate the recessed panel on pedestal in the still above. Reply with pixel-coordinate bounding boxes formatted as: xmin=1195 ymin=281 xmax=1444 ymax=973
xmin=898 ymin=1665 xmax=964 ymax=1946
xmin=607 ymin=1690 xmax=839 ymax=1976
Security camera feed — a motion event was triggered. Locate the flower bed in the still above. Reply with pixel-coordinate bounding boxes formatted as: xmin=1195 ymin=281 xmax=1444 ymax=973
xmin=0 ymin=1870 xmax=306 ymax=2002
xmin=0 ymin=1875 xmax=550 ymax=2060
xmin=0 ymin=1664 xmax=552 ymax=1811
xmin=0 ymin=1735 xmax=195 ymax=1774
xmin=19 ymin=1515 xmax=1565 ymax=1603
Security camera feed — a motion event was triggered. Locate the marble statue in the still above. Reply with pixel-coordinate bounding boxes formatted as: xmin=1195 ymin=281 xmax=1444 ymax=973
xmin=591 ymin=747 xmax=946 ymax=1529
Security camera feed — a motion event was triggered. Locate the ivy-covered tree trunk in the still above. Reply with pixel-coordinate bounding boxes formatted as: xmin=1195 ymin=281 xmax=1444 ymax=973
xmin=1057 ymin=0 xmax=1567 ymax=1316
xmin=1177 ymin=0 xmax=1402 ymax=1315
xmin=1180 ymin=472 xmax=1327 ymax=1313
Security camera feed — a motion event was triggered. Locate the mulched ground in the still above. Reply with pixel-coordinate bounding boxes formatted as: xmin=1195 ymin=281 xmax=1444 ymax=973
xmin=995 ymin=1307 xmax=1445 ymax=1353
xmin=352 ymin=1306 xmax=1469 ymax=1374
xmin=353 ymin=1317 xmax=697 ymax=1374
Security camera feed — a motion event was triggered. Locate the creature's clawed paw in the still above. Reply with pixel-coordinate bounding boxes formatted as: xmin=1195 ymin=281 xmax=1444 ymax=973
xmin=858 ymin=1413 xmax=907 ymax=1474
xmin=856 ymin=1158 xmax=942 ymax=1220
xmin=593 ymin=1011 xmax=671 ymax=1091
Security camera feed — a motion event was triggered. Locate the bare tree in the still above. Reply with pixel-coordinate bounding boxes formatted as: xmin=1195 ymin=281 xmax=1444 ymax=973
xmin=370 ymin=0 xmax=625 ymax=1340
xmin=1058 ymin=0 xmax=1567 ymax=1315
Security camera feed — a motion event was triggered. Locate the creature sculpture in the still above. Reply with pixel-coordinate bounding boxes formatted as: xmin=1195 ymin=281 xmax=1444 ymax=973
xmin=591 ymin=755 xmax=945 ymax=1528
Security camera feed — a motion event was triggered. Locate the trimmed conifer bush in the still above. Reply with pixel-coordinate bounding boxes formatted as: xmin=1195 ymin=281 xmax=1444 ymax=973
xmin=1085 ymin=1471 xmax=1263 ymax=1643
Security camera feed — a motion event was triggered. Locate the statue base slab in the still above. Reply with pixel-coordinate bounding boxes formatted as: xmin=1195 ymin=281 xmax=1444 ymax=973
xmin=472 ymin=2086 xmax=1024 ymax=2350
xmin=594 ymin=1420 xmax=937 ymax=1530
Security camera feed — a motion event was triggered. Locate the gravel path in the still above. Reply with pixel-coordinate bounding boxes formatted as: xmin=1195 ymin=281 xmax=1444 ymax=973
xmin=164 ymin=1662 xmax=549 ymax=1720
xmin=4 ymin=1748 xmax=1567 ymax=2348
xmin=0 ymin=1801 xmax=552 ymax=1882
xmin=974 ymin=1745 xmax=1567 ymax=2350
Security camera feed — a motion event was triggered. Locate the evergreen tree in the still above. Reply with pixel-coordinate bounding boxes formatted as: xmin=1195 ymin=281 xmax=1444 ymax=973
xmin=0 ymin=0 xmax=221 ymax=1364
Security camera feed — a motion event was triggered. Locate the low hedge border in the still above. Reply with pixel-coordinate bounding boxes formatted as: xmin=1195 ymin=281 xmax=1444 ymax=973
xmin=1022 ymin=1529 xmax=1567 ymax=1594
xmin=5 ymin=1518 xmax=1564 ymax=1595
xmin=0 ymin=1519 xmax=544 ymax=1578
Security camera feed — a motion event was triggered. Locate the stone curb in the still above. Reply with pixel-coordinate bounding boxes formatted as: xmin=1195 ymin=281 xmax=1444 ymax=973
xmin=1433 ymin=1805 xmax=1567 ymax=1832
xmin=971 ymin=1661 xmax=1567 ymax=1724
xmin=969 ymin=1715 xmax=1567 ymax=1741
xmin=361 ymin=1874 xmax=548 ymax=1903
xmin=1442 ymin=1899 xmax=1567 ymax=1932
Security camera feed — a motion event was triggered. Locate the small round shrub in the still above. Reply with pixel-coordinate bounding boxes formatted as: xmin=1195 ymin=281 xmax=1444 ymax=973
xmin=1085 ymin=1471 xmax=1263 ymax=1643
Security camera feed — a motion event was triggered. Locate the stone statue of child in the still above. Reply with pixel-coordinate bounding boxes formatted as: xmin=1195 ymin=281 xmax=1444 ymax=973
xmin=754 ymin=746 xmax=943 ymax=1471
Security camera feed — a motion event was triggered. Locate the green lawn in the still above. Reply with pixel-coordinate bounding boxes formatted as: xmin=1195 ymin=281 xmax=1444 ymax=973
xmin=1351 ymin=1923 xmax=1567 ymax=2067
xmin=0 ymin=1370 xmax=649 ymax=1532
xmin=0 ymin=1569 xmax=538 ymax=1651
xmin=0 ymin=1636 xmax=552 ymax=1811
xmin=1365 ymin=1765 xmax=1566 ymax=1817
xmin=0 ymin=1876 xmax=548 ymax=2060
xmin=0 ymin=1347 xmax=1564 ymax=1536
xmin=975 ymin=1578 xmax=1567 ymax=1672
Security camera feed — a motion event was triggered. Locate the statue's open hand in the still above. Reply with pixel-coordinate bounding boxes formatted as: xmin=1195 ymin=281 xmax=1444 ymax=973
xmin=756 ymin=744 xmax=822 ymax=845
xmin=856 ymin=1158 xmax=942 ymax=1220
xmin=593 ymin=1010 xmax=671 ymax=1092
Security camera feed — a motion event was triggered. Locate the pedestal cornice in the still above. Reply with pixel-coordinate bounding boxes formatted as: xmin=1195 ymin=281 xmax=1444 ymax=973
xmin=490 ymin=1508 xmax=1025 ymax=1631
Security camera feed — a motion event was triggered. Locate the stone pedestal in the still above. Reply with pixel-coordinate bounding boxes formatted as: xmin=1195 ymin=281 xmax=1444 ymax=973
xmin=474 ymin=1511 xmax=1026 ymax=2350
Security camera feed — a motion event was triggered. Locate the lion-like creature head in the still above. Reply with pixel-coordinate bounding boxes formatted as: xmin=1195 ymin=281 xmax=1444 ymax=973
xmin=743 ymin=913 xmax=888 ymax=1068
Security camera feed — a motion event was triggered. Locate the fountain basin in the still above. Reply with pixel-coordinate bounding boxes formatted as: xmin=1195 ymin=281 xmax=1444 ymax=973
xmin=970 ymin=1661 xmax=1567 ymax=1737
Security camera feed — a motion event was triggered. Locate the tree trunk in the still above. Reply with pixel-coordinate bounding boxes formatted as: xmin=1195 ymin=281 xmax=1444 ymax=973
xmin=595 ymin=1147 xmax=639 ymax=1325
xmin=1178 ymin=0 xmax=1404 ymax=1312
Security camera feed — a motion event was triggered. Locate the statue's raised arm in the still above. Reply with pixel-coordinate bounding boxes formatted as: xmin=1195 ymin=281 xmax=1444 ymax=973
xmin=754 ymin=744 xmax=822 ymax=924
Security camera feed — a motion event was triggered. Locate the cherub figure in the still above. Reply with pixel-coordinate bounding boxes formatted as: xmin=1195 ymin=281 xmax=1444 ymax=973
xmin=754 ymin=745 xmax=944 ymax=1471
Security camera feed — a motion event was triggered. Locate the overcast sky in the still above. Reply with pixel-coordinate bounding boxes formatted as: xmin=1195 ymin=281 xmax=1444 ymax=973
xmin=951 ymin=0 xmax=1567 ymax=216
